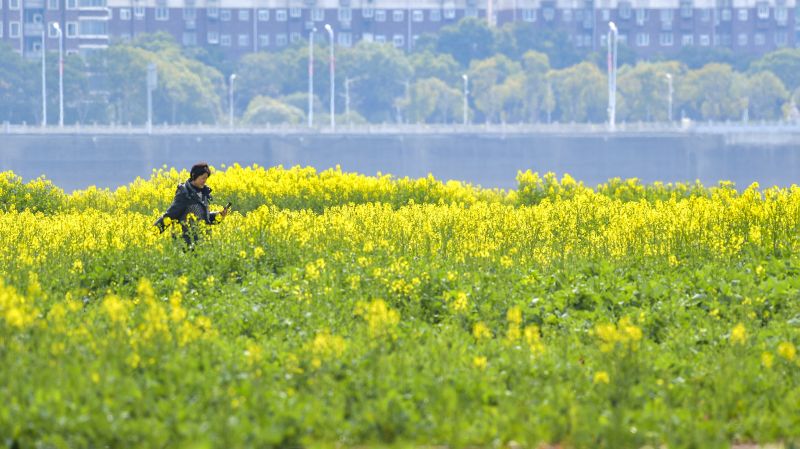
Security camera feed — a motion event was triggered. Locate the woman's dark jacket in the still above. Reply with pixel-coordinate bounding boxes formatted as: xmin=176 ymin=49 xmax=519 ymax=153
xmin=154 ymin=180 xmax=222 ymax=245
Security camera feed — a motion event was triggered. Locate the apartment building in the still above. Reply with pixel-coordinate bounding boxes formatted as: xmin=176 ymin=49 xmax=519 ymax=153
xmin=0 ymin=0 xmax=796 ymax=59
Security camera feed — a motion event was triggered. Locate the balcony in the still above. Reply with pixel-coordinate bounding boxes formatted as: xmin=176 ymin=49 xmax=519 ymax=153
xmin=23 ymin=0 xmax=45 ymax=8
xmin=24 ymin=22 xmax=44 ymax=36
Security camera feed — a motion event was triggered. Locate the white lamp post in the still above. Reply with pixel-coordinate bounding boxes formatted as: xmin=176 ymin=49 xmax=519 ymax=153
xmin=324 ymin=24 xmax=335 ymax=130
xmin=607 ymin=21 xmax=618 ymax=131
xmin=52 ymin=22 xmax=64 ymax=128
xmin=229 ymin=73 xmax=237 ymax=128
xmin=308 ymin=27 xmax=316 ymax=127
xmin=41 ymin=27 xmax=47 ymax=127
xmin=462 ymin=74 xmax=469 ymax=125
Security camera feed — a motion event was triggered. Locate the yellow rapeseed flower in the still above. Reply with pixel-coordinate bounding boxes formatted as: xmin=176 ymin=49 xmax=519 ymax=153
xmin=730 ymin=323 xmax=747 ymax=345
xmin=473 ymin=356 xmax=488 ymax=370
xmin=472 ymin=322 xmax=492 ymax=341
xmin=761 ymin=351 xmax=774 ymax=369
xmin=594 ymin=371 xmax=610 ymax=384
xmin=777 ymin=342 xmax=796 ymax=361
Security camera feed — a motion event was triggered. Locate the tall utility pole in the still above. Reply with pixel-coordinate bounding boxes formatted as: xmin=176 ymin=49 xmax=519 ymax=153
xmin=607 ymin=21 xmax=618 ymax=131
xmin=665 ymin=73 xmax=673 ymax=123
xmin=146 ymin=63 xmax=157 ymax=134
xmin=41 ymin=28 xmax=47 ymax=127
xmin=462 ymin=74 xmax=469 ymax=125
xmin=325 ymin=24 xmax=335 ymax=130
xmin=229 ymin=73 xmax=237 ymax=128
xmin=52 ymin=22 xmax=64 ymax=128
xmin=308 ymin=28 xmax=316 ymax=127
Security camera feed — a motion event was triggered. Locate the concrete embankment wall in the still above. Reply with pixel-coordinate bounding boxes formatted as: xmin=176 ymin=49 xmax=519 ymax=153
xmin=1 ymin=132 xmax=799 ymax=192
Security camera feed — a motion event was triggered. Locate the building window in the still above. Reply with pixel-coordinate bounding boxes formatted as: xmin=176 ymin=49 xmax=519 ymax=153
xmin=79 ymin=19 xmax=107 ymax=36
xmin=737 ymin=33 xmax=748 ymax=46
xmin=258 ymin=9 xmax=269 ymax=21
xmin=375 ymin=9 xmax=386 ymax=21
xmin=48 ymin=0 xmax=60 ymax=9
xmin=374 ymin=34 xmax=386 ymax=43
xmin=183 ymin=7 xmax=196 ymax=19
xmin=635 ymin=8 xmax=647 ymax=25
xmin=0 ymin=24 xmax=3 ymax=39
xmin=66 ymin=21 xmax=78 ymax=37
xmin=338 ymin=31 xmax=351 ymax=46
xmin=9 ymin=21 xmax=20 ymax=37
xmin=721 ymin=8 xmax=731 ymax=21
xmin=362 ymin=32 xmax=373 ymax=42
xmin=737 ymin=8 xmax=747 ymax=21
xmin=681 ymin=34 xmax=693 ymax=45
xmin=754 ymin=32 xmax=765 ymax=45
xmin=680 ymin=0 xmax=692 ymax=18
xmin=430 ymin=9 xmax=441 ymax=21
xmin=276 ymin=9 xmax=287 ymax=21
xmin=290 ymin=32 xmax=300 ymax=43
xmin=289 ymin=7 xmax=301 ymax=17
xmin=238 ymin=33 xmax=249 ymax=46
xmin=220 ymin=9 xmax=231 ymax=20
xmin=220 ymin=34 xmax=231 ymax=46
xmin=618 ymin=34 xmax=628 ymax=45
xmin=757 ymin=2 xmax=768 ymax=19
xmin=775 ymin=6 xmax=787 ymax=23
xmin=660 ymin=9 xmax=673 ymax=22
xmin=78 ymin=0 xmax=106 ymax=7
xmin=562 ymin=9 xmax=572 ymax=21
xmin=393 ymin=34 xmax=404 ymax=48
xmin=339 ymin=7 xmax=351 ymax=21
xmin=699 ymin=33 xmax=710 ymax=45
xmin=465 ymin=7 xmax=477 ymax=17
xmin=393 ymin=10 xmax=404 ymax=22
xmin=659 ymin=32 xmax=673 ymax=46
xmin=120 ymin=8 xmax=131 ymax=19
xmin=444 ymin=7 xmax=455 ymax=19
xmin=276 ymin=33 xmax=287 ymax=46
xmin=601 ymin=8 xmax=610 ymax=20
xmin=66 ymin=0 xmax=77 ymax=9
xmin=636 ymin=32 xmax=649 ymax=46
xmin=775 ymin=31 xmax=787 ymax=46
xmin=543 ymin=7 xmax=555 ymax=21
xmin=9 ymin=0 xmax=20 ymax=9
xmin=239 ymin=9 xmax=249 ymax=20
xmin=155 ymin=7 xmax=169 ymax=20
xmin=700 ymin=8 xmax=710 ymax=21
xmin=207 ymin=31 xmax=219 ymax=44
xmin=182 ymin=32 xmax=196 ymax=46
xmin=311 ymin=8 xmax=323 ymax=21
xmin=619 ymin=2 xmax=631 ymax=19
xmin=134 ymin=6 xmax=145 ymax=18
xmin=207 ymin=7 xmax=218 ymax=18
xmin=259 ymin=34 xmax=269 ymax=47
xmin=412 ymin=9 xmax=423 ymax=22
xmin=522 ymin=8 xmax=536 ymax=21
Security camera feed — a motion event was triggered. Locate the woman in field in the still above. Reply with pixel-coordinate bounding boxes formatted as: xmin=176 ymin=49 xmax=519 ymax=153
xmin=154 ymin=162 xmax=229 ymax=247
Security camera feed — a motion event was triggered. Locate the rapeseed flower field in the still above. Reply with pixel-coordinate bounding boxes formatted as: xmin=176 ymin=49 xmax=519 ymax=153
xmin=1 ymin=165 xmax=799 ymax=448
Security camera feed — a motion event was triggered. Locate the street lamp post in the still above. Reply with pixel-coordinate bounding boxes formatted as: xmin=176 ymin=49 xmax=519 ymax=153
xmin=52 ymin=22 xmax=64 ymax=128
xmin=308 ymin=28 xmax=316 ymax=127
xmin=229 ymin=73 xmax=237 ymax=128
xmin=607 ymin=21 xmax=618 ymax=131
xmin=461 ymin=74 xmax=469 ymax=125
xmin=345 ymin=76 xmax=362 ymax=125
xmin=324 ymin=24 xmax=335 ymax=130
xmin=665 ymin=73 xmax=673 ymax=123
xmin=41 ymin=28 xmax=47 ymax=127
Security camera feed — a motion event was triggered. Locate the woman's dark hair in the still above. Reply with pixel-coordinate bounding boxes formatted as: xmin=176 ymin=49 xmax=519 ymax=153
xmin=190 ymin=162 xmax=211 ymax=181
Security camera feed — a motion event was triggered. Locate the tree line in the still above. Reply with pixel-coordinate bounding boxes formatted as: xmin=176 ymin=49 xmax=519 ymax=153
xmin=2 ymin=18 xmax=800 ymax=126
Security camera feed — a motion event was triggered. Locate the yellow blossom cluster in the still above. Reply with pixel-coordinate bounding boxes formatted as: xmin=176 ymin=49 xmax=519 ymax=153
xmin=594 ymin=317 xmax=643 ymax=353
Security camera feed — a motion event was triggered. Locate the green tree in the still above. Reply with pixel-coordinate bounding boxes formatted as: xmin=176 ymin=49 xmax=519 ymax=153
xmin=409 ymin=51 xmax=461 ymax=85
xmin=677 ymin=63 xmax=746 ymax=121
xmin=0 ymin=43 xmax=37 ymax=124
xmin=396 ymin=77 xmax=461 ymax=123
xmin=495 ymin=22 xmax=583 ymax=69
xmin=548 ymin=61 xmax=607 ymax=123
xmin=750 ymin=48 xmax=800 ymax=92
xmin=436 ymin=18 xmax=495 ymax=67
xmin=242 ymin=96 xmax=305 ymax=124
xmin=521 ymin=50 xmax=551 ymax=122
xmin=338 ymin=42 xmax=412 ymax=123
xmin=467 ymin=54 xmax=522 ymax=123
xmin=743 ymin=71 xmax=788 ymax=120
xmin=617 ymin=61 xmax=683 ymax=122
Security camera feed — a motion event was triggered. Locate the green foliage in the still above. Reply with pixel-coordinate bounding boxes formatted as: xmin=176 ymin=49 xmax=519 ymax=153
xmin=548 ymin=62 xmax=607 ymax=123
xmin=750 ymin=48 xmax=800 ymax=92
xmin=243 ymin=96 xmax=305 ymax=125
xmin=677 ymin=63 xmax=748 ymax=121
xmin=744 ymin=71 xmax=789 ymax=121
xmin=436 ymin=18 xmax=495 ymax=67
xmin=617 ymin=61 xmax=684 ymax=122
xmin=397 ymin=77 xmax=462 ymax=124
